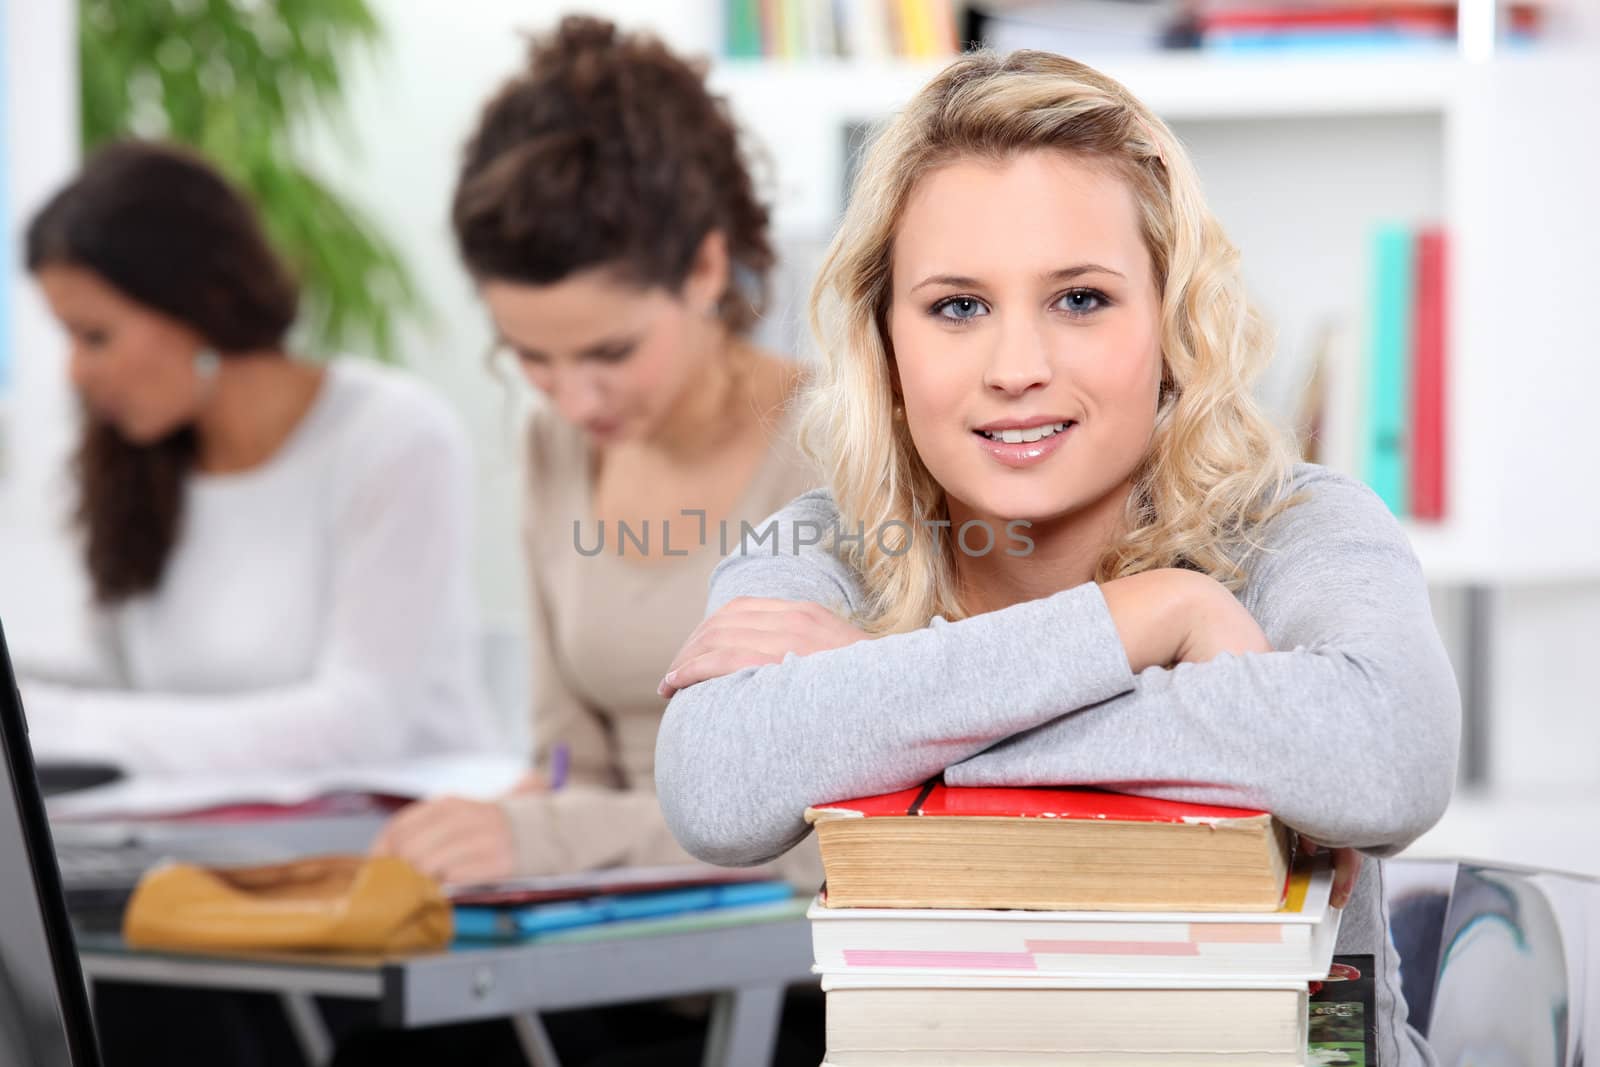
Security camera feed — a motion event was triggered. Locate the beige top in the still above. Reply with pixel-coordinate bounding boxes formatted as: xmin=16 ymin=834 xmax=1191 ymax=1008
xmin=498 ymin=386 xmax=824 ymax=884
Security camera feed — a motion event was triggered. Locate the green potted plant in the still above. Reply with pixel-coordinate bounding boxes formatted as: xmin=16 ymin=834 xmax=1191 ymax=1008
xmin=80 ymin=0 xmax=421 ymax=360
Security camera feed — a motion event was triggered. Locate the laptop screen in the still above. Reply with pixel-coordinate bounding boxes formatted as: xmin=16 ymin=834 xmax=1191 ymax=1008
xmin=0 ymin=622 xmax=101 ymax=1066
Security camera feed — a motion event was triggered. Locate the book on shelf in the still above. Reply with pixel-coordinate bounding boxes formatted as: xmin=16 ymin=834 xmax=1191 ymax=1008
xmin=723 ymin=0 xmax=960 ymax=60
xmin=1194 ymin=1 xmax=1544 ymax=51
xmin=808 ymin=852 xmax=1340 ymax=982
xmin=1297 ymin=221 xmax=1450 ymax=520
xmin=1348 ymin=220 xmax=1452 ymax=520
xmin=1364 ymin=221 xmax=1415 ymax=516
xmin=804 ymin=781 xmax=1294 ymax=912
xmin=972 ymin=0 xmax=1191 ymax=57
xmin=1409 ymin=226 xmax=1447 ymax=521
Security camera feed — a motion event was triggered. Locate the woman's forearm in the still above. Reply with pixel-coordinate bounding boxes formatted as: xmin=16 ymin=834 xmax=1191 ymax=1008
xmin=655 ymin=581 xmax=1136 ymax=865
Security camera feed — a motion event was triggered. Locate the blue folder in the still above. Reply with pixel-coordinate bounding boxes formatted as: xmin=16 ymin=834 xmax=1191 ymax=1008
xmin=453 ymin=880 xmax=794 ymax=943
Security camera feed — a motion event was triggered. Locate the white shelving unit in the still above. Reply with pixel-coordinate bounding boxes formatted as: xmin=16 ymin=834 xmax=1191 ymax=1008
xmin=711 ymin=51 xmax=1464 ymax=239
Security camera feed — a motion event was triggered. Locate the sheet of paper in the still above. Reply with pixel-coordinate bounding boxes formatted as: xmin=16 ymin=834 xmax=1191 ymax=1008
xmin=46 ymin=752 xmax=530 ymax=821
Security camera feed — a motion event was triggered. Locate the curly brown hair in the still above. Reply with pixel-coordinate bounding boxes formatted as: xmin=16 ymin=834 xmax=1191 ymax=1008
xmin=26 ymin=141 xmax=298 ymax=604
xmin=452 ymin=16 xmax=773 ymax=333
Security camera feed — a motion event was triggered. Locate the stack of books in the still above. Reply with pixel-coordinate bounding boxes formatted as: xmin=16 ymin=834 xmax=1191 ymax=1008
xmin=803 ymin=781 xmax=1346 ymax=1065
xmin=1300 ymin=223 xmax=1449 ymax=522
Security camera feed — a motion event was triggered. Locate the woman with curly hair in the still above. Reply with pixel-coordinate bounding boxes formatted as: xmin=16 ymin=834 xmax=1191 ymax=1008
xmin=657 ymin=50 xmax=1459 ymax=1066
xmin=373 ymin=16 xmax=820 ymax=890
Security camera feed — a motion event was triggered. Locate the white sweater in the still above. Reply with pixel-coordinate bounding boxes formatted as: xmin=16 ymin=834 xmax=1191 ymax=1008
xmin=19 ymin=360 xmax=497 ymax=775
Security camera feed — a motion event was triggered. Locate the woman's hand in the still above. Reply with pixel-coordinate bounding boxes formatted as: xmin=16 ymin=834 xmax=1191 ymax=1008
xmin=658 ymin=596 xmax=870 ymax=699
xmin=1101 ymin=569 xmax=1270 ymax=671
xmin=1302 ymin=838 xmax=1364 ymax=909
xmin=370 ymin=795 xmax=518 ymax=886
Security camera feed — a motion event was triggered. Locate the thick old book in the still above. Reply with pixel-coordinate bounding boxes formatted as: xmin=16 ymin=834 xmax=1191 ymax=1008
xmin=804 ymin=782 xmax=1293 ymax=912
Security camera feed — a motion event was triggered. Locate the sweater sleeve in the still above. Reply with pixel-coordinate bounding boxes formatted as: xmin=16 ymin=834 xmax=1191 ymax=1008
xmin=20 ymin=403 xmax=486 ymax=774
xmin=946 ymin=469 xmax=1461 ymax=856
xmin=654 ymin=491 xmax=1137 ymax=868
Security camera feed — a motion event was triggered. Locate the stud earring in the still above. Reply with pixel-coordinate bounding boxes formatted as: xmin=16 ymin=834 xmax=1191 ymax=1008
xmin=194 ymin=347 xmax=221 ymax=383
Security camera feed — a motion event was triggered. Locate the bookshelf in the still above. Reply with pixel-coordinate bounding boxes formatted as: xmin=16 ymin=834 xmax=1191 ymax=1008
xmin=710 ymin=52 xmax=1462 ymax=240
xmin=714 ymin=51 xmax=1462 ymax=127
xmin=708 ymin=46 xmax=1600 ymax=588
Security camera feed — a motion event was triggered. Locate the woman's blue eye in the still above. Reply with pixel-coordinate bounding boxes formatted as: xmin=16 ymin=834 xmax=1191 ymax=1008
xmin=1056 ymin=289 xmax=1108 ymax=315
xmin=932 ymin=296 xmax=988 ymax=322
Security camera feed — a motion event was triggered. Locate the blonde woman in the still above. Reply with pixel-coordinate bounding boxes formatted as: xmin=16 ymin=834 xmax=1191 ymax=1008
xmin=655 ymin=51 xmax=1458 ymax=1066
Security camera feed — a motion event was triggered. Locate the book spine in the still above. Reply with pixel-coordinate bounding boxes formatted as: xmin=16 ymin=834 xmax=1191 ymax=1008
xmin=1204 ymin=27 xmax=1454 ymax=52
xmin=1313 ymin=316 xmax=1366 ymax=479
xmin=1201 ymin=6 xmax=1458 ymax=32
xmin=1410 ymin=227 xmax=1448 ymax=520
xmin=727 ymin=0 xmax=763 ymax=57
xmin=890 ymin=0 xmax=912 ymax=56
xmin=759 ymin=0 xmax=781 ymax=57
xmin=927 ymin=0 xmax=960 ymax=54
xmin=1364 ymin=222 xmax=1415 ymax=516
xmin=859 ymin=0 xmax=892 ymax=59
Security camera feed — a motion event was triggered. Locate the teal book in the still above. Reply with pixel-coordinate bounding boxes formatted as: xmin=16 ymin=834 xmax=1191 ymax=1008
xmin=725 ymin=0 xmax=763 ymax=58
xmin=1365 ymin=223 xmax=1415 ymax=516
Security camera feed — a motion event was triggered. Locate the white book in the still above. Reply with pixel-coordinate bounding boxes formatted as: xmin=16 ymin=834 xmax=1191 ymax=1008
xmin=823 ymin=984 xmax=1309 ymax=1065
xmin=810 ymin=855 xmax=1339 ymax=983
xmin=840 ymin=0 xmax=893 ymax=59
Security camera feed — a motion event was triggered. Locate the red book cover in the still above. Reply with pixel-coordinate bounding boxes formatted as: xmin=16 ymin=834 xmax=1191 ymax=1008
xmin=1201 ymin=4 xmax=1538 ymax=33
xmin=1410 ymin=227 xmax=1447 ymax=521
xmin=808 ymin=782 xmax=1271 ymax=827
xmin=1200 ymin=5 xmax=1456 ymax=31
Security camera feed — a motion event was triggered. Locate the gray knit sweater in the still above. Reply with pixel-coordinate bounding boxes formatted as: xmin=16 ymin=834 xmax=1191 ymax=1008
xmin=656 ymin=463 xmax=1459 ymax=1066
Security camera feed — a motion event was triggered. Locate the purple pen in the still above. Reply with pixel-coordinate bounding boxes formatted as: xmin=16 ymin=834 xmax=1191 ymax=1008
xmin=549 ymin=742 xmax=570 ymax=791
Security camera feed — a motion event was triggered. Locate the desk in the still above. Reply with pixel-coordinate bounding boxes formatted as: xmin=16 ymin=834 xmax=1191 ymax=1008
xmin=77 ymin=905 xmax=817 ymax=1067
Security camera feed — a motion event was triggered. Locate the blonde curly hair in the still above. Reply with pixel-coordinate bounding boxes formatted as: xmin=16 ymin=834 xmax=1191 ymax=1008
xmin=803 ymin=49 xmax=1297 ymax=635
